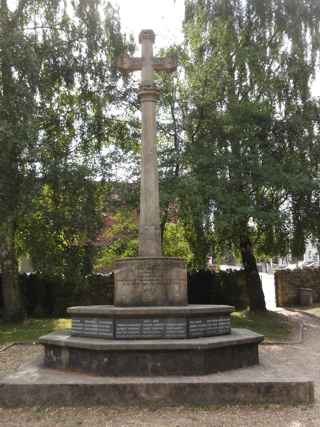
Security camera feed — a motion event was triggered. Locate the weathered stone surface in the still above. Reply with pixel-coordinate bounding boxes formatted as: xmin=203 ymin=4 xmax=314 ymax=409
xmin=67 ymin=304 xmax=234 ymax=317
xmin=0 ymin=380 xmax=314 ymax=407
xmin=39 ymin=328 xmax=264 ymax=376
xmin=118 ymin=30 xmax=177 ymax=257
xmin=0 ymin=351 xmax=314 ymax=407
xmin=42 ymin=343 xmax=257 ymax=376
xmin=275 ymin=267 xmax=320 ymax=307
xmin=113 ymin=257 xmax=188 ymax=306
xmin=40 ymin=328 xmax=263 ymax=351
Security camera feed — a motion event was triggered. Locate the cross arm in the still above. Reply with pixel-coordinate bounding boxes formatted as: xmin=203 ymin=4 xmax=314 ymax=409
xmin=117 ymin=54 xmax=143 ymax=73
xmin=153 ymin=55 xmax=177 ymax=73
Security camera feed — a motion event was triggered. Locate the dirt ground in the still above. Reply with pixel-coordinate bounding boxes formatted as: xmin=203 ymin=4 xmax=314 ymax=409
xmin=0 ymin=403 xmax=319 ymax=427
xmin=0 ymin=310 xmax=319 ymax=427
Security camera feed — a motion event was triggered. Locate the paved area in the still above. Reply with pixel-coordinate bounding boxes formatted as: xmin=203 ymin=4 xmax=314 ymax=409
xmin=0 ymin=309 xmax=320 ymax=426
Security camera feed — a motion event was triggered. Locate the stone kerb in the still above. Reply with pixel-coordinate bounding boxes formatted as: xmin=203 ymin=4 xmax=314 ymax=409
xmin=113 ymin=257 xmax=188 ymax=307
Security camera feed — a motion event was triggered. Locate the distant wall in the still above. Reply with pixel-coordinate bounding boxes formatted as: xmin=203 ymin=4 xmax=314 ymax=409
xmin=275 ymin=268 xmax=320 ymax=307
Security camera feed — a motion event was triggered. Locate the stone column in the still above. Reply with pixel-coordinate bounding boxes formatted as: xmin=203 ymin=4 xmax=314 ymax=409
xmin=138 ymin=31 xmax=161 ymax=257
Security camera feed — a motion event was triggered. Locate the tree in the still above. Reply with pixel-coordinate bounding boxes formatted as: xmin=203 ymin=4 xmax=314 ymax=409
xmin=182 ymin=0 xmax=320 ymax=310
xmin=156 ymin=48 xmax=213 ymax=270
xmin=0 ymin=0 xmax=129 ymax=320
xmin=95 ymin=208 xmax=139 ymax=271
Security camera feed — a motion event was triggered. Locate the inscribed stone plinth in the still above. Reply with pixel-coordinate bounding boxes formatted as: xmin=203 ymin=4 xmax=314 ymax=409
xmin=113 ymin=257 xmax=187 ymax=306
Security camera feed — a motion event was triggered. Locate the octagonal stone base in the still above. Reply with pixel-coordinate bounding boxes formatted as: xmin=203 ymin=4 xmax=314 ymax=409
xmin=113 ymin=257 xmax=187 ymax=306
xmin=40 ymin=328 xmax=263 ymax=376
xmin=67 ymin=305 xmax=234 ymax=340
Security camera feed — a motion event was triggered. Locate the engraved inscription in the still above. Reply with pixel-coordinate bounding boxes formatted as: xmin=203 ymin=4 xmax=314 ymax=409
xmin=71 ymin=315 xmax=231 ymax=340
xmin=165 ymin=318 xmax=187 ymax=338
xmin=188 ymin=316 xmax=231 ymax=338
xmin=116 ymin=319 xmax=142 ymax=338
xmin=71 ymin=317 xmax=113 ymax=338
xmin=115 ymin=318 xmax=187 ymax=339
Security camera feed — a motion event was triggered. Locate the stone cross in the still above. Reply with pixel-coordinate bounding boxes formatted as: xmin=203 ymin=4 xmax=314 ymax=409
xmin=118 ymin=30 xmax=177 ymax=257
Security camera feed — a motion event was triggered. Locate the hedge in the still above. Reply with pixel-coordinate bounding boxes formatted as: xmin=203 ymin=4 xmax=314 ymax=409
xmin=0 ymin=270 xmax=248 ymax=318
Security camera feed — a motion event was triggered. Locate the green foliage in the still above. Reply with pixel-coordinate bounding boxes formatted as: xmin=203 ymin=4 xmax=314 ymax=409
xmin=231 ymin=310 xmax=291 ymax=342
xmin=162 ymin=222 xmax=193 ymax=263
xmin=0 ymin=0 xmax=134 ymax=319
xmin=94 ymin=209 xmax=138 ymax=270
xmin=149 ymin=0 xmax=319 ymax=309
xmin=182 ymin=0 xmax=320 ymax=259
xmin=0 ymin=310 xmax=291 ymax=345
xmin=0 ymin=318 xmax=71 ymax=345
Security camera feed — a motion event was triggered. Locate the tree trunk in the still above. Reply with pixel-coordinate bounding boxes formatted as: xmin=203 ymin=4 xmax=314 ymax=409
xmin=1 ymin=221 xmax=24 ymax=321
xmin=240 ymin=234 xmax=266 ymax=312
xmin=0 ymin=0 xmax=24 ymax=321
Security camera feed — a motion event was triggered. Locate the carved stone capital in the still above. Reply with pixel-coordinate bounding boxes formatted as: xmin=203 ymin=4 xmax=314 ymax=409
xmin=139 ymin=29 xmax=155 ymax=44
xmin=138 ymin=83 xmax=160 ymax=101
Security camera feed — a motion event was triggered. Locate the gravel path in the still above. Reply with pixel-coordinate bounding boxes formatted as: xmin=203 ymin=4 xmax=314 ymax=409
xmin=0 ymin=309 xmax=320 ymax=426
xmin=0 ymin=345 xmax=42 ymax=378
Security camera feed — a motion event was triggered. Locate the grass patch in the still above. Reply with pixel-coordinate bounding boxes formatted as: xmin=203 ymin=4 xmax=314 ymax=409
xmin=0 ymin=310 xmax=292 ymax=345
xmin=0 ymin=318 xmax=71 ymax=345
xmin=231 ymin=309 xmax=292 ymax=341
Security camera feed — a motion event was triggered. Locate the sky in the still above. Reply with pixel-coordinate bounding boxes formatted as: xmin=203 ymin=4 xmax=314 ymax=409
xmin=111 ymin=0 xmax=185 ymax=51
xmin=8 ymin=0 xmax=184 ymax=51
xmin=7 ymin=0 xmax=320 ymax=95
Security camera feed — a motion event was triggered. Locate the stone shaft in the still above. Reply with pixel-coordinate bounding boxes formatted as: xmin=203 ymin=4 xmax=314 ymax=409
xmin=138 ymin=30 xmax=161 ymax=256
xmin=118 ymin=30 xmax=177 ymax=257
xmin=139 ymin=84 xmax=161 ymax=256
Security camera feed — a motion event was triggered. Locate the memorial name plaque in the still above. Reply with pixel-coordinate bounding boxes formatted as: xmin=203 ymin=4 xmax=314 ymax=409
xmin=189 ymin=316 xmax=231 ymax=338
xmin=165 ymin=318 xmax=187 ymax=338
xmin=71 ymin=318 xmax=113 ymax=338
xmin=70 ymin=308 xmax=233 ymax=340
xmin=115 ymin=318 xmax=187 ymax=339
xmin=116 ymin=319 xmax=142 ymax=338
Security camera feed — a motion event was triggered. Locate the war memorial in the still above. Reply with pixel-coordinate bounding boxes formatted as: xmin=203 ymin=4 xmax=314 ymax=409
xmin=39 ymin=30 xmax=264 ymax=377
xmin=0 ymin=30 xmax=313 ymax=409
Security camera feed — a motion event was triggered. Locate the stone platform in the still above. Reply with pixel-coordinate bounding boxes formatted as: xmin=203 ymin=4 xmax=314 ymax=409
xmin=67 ymin=305 xmax=233 ymax=340
xmin=0 ymin=353 xmax=314 ymax=407
xmin=39 ymin=328 xmax=263 ymax=376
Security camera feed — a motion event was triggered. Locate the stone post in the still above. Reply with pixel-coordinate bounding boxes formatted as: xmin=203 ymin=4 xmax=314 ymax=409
xmin=138 ymin=31 xmax=161 ymax=257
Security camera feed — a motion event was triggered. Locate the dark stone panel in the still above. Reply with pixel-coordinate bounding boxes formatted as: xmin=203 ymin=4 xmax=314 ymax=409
xmin=188 ymin=317 xmax=230 ymax=338
xmin=115 ymin=318 xmax=187 ymax=339
xmin=70 ymin=313 xmax=231 ymax=340
xmin=43 ymin=342 xmax=260 ymax=377
xmin=71 ymin=318 xmax=114 ymax=339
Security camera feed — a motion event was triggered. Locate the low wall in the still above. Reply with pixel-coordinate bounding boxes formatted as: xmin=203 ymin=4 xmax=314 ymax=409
xmin=275 ymin=268 xmax=320 ymax=307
